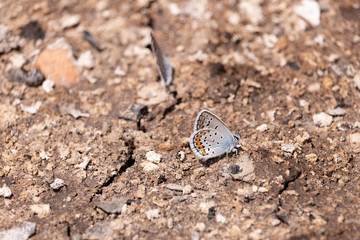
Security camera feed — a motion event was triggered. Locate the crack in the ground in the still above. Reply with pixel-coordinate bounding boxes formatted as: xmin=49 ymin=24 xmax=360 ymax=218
xmin=278 ymin=169 xmax=301 ymax=195
xmin=90 ymin=138 xmax=135 ymax=201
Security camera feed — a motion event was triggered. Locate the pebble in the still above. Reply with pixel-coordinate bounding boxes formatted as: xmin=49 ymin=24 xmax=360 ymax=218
xmin=256 ymin=124 xmax=268 ymax=132
xmin=20 ymin=101 xmax=42 ymax=114
xmin=313 ymin=112 xmax=333 ymax=127
xmin=66 ymin=108 xmax=90 ymax=119
xmin=195 ymin=222 xmax=206 ymax=232
xmin=328 ymin=107 xmax=346 ymax=116
xmin=61 ymin=14 xmax=81 ymax=29
xmin=182 ymin=185 xmax=193 ymax=195
xmin=305 ymin=154 xmax=318 ymax=163
xmin=294 ymin=132 xmax=311 ymax=144
xmin=77 ymin=50 xmax=95 ymax=69
xmin=75 ymin=156 xmax=90 ymax=169
xmin=9 ymin=54 xmax=26 ymax=68
xmin=42 ymin=79 xmax=54 ymax=93
xmin=191 ymin=231 xmax=200 ymax=240
xmin=239 ymin=0 xmax=264 ymax=25
xmin=199 ymin=202 xmax=215 ymax=214
xmin=119 ymin=104 xmax=148 ymax=122
xmin=0 ymin=222 xmax=36 ymax=240
xmin=145 ymin=209 xmax=160 ymax=220
xmin=216 ymin=213 xmax=227 ymax=223
xmin=96 ymin=197 xmax=126 ymax=214
xmin=50 ymin=178 xmax=65 ymax=190
xmin=141 ymin=161 xmax=159 ymax=172
xmin=146 ymin=151 xmax=162 ymax=163
xmin=34 ymin=38 xmax=81 ymax=87
xmin=168 ymin=3 xmax=181 ymax=16
xmin=0 ymin=184 xmax=12 ymax=198
xmin=281 ymin=144 xmax=296 ymax=154
xmin=229 ymin=155 xmax=256 ymax=182
xmin=166 ymin=183 xmax=183 ymax=192
xmin=30 ymin=204 xmax=51 ymax=218
xmin=294 ymin=0 xmax=320 ymax=27
xmin=177 ymin=150 xmax=186 ymax=161
xmin=114 ymin=66 xmax=126 ymax=76
xmin=0 ymin=24 xmax=25 ymax=54
xmin=271 ymin=218 xmax=281 ymax=226
xmin=6 ymin=68 xmax=45 ymax=86
xmin=348 ymin=133 xmax=360 ymax=153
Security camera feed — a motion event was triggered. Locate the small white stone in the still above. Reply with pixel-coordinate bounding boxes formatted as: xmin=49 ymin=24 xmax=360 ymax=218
xmin=192 ymin=231 xmax=200 ymax=240
xmin=305 ymin=153 xmax=318 ymax=163
xmin=328 ymin=107 xmax=346 ymax=116
xmin=141 ymin=161 xmax=159 ymax=172
xmin=30 ymin=204 xmax=51 ymax=218
xmin=0 ymin=184 xmax=12 ymax=198
xmin=314 ymin=34 xmax=324 ymax=45
xmin=294 ymin=0 xmax=320 ymax=27
xmin=281 ymin=144 xmax=296 ymax=154
xmin=195 ymin=222 xmax=206 ymax=232
xmin=299 ymin=99 xmax=309 ymax=107
xmin=199 ymin=201 xmax=215 ymax=214
xmin=216 ymin=213 xmax=227 ymax=223
xmin=61 ymin=14 xmax=81 ymax=29
xmin=39 ymin=151 xmax=50 ymax=160
xmin=188 ymin=50 xmax=208 ymax=62
xmin=75 ymin=156 xmax=90 ymax=169
xmin=168 ymin=3 xmax=181 ymax=15
xmin=252 ymin=185 xmax=258 ymax=193
xmin=50 ymin=178 xmax=65 ymax=190
xmin=42 ymin=79 xmax=55 ymax=93
xmin=226 ymin=11 xmax=240 ymax=25
xmin=307 ymin=83 xmax=321 ymax=92
xmin=166 ymin=183 xmax=183 ymax=192
xmin=183 ymin=185 xmax=193 ymax=195
xmin=258 ymin=187 xmax=268 ymax=193
xmin=9 ymin=53 xmax=26 ymax=68
xmin=313 ymin=112 xmax=333 ymax=127
xmin=77 ymin=50 xmax=94 ymax=69
xmin=146 ymin=151 xmax=162 ymax=163
xmin=256 ymin=124 xmax=268 ymax=132
xmin=145 ymin=209 xmax=160 ymax=220
xmin=20 ymin=101 xmax=42 ymax=114
xmin=348 ymin=133 xmax=360 ymax=153
xmin=177 ymin=150 xmax=186 ymax=161
xmin=271 ymin=218 xmax=281 ymax=226
xmin=239 ymin=0 xmax=264 ymax=25
xmin=114 ymin=66 xmax=126 ymax=76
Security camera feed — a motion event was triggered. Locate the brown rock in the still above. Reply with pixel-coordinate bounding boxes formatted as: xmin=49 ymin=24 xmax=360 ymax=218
xmin=34 ymin=48 xmax=81 ymax=87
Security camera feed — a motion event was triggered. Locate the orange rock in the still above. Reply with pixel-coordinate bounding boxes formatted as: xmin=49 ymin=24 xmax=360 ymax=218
xmin=34 ymin=48 xmax=81 ymax=87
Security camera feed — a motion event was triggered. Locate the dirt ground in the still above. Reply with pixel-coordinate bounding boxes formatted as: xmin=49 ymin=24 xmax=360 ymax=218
xmin=0 ymin=0 xmax=360 ymax=239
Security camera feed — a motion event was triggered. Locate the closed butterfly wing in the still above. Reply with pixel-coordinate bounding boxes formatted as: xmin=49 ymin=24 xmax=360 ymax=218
xmin=190 ymin=128 xmax=236 ymax=160
xmin=194 ymin=110 xmax=233 ymax=137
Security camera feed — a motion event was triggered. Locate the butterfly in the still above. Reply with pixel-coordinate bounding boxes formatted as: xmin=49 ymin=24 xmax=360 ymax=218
xmin=150 ymin=32 xmax=174 ymax=90
xmin=189 ymin=110 xmax=241 ymax=160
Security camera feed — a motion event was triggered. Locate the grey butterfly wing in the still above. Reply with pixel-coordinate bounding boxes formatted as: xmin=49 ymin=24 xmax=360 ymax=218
xmin=190 ymin=128 xmax=235 ymax=160
xmin=194 ymin=110 xmax=233 ymax=137
xmin=150 ymin=32 xmax=174 ymax=90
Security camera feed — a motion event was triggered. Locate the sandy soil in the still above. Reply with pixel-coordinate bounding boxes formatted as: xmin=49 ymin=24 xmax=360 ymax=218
xmin=0 ymin=0 xmax=360 ymax=239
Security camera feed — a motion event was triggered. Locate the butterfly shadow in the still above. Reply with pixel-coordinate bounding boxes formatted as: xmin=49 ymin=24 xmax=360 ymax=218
xmin=199 ymin=150 xmax=242 ymax=167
